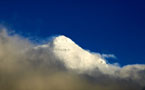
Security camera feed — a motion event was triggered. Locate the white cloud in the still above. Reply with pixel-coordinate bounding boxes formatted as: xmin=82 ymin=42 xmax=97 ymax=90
xmin=102 ymin=53 xmax=116 ymax=59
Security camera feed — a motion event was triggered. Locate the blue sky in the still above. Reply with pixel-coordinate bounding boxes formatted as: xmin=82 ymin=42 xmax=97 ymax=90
xmin=0 ymin=0 xmax=145 ymax=66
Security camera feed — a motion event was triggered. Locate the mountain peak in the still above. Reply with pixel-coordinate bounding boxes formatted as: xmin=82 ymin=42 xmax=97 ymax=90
xmin=34 ymin=35 xmax=76 ymax=49
xmin=53 ymin=35 xmax=75 ymax=45
xmin=52 ymin=35 xmax=79 ymax=50
xmin=34 ymin=35 xmax=107 ymax=72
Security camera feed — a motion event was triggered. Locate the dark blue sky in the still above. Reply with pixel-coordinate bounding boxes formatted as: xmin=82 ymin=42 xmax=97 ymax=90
xmin=0 ymin=0 xmax=145 ymax=66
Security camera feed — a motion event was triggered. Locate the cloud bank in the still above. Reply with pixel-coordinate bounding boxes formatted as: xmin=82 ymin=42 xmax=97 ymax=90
xmin=0 ymin=28 xmax=145 ymax=90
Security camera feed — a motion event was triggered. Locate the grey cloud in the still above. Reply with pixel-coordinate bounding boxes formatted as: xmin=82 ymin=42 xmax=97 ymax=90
xmin=0 ymin=29 xmax=145 ymax=90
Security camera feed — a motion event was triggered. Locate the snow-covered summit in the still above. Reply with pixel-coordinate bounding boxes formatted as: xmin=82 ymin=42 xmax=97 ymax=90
xmin=34 ymin=35 xmax=107 ymax=72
